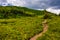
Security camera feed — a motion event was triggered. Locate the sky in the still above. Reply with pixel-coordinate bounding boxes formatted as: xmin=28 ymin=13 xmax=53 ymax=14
xmin=0 ymin=0 xmax=60 ymax=14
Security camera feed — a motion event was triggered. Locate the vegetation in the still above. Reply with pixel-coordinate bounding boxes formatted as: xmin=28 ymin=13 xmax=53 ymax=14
xmin=0 ymin=6 xmax=44 ymax=40
xmin=0 ymin=6 xmax=45 ymax=18
xmin=0 ymin=6 xmax=60 ymax=40
xmin=37 ymin=15 xmax=60 ymax=40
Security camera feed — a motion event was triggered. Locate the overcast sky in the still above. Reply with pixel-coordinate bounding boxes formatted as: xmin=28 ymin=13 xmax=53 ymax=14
xmin=0 ymin=0 xmax=60 ymax=14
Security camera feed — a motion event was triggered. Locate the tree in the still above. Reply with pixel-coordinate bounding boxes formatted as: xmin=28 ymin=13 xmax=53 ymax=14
xmin=43 ymin=10 xmax=52 ymax=19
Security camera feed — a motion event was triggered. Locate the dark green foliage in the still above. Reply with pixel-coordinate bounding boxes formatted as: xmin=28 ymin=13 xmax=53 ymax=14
xmin=43 ymin=13 xmax=52 ymax=19
xmin=0 ymin=6 xmax=44 ymax=19
xmin=59 ymin=14 xmax=60 ymax=16
xmin=43 ymin=10 xmax=53 ymax=19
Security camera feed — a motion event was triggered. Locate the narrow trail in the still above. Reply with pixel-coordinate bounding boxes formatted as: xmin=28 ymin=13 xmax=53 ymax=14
xmin=30 ymin=20 xmax=48 ymax=40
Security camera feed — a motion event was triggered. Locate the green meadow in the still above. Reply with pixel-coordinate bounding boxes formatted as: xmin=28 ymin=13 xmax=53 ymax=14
xmin=0 ymin=6 xmax=60 ymax=40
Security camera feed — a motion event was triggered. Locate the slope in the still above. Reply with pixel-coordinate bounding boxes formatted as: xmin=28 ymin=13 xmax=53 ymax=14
xmin=37 ymin=15 xmax=60 ymax=40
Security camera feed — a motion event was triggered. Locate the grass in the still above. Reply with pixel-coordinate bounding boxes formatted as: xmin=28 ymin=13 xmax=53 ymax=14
xmin=0 ymin=6 xmax=60 ymax=40
xmin=0 ymin=16 xmax=43 ymax=40
xmin=37 ymin=16 xmax=60 ymax=40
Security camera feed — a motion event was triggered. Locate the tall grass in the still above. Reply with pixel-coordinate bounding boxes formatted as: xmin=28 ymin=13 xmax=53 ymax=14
xmin=0 ymin=16 xmax=43 ymax=40
xmin=37 ymin=16 xmax=60 ymax=40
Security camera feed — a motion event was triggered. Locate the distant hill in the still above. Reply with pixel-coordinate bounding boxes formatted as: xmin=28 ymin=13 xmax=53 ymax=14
xmin=0 ymin=6 xmax=58 ymax=19
xmin=0 ymin=6 xmax=45 ymax=18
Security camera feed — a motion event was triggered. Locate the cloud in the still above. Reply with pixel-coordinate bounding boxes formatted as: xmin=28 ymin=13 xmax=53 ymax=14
xmin=0 ymin=0 xmax=60 ymax=9
xmin=46 ymin=7 xmax=60 ymax=15
xmin=0 ymin=0 xmax=7 ymax=2
xmin=49 ymin=0 xmax=60 ymax=9
xmin=24 ymin=0 xmax=50 ymax=9
xmin=6 ymin=0 xmax=50 ymax=9
xmin=7 ymin=0 xmax=26 ymax=6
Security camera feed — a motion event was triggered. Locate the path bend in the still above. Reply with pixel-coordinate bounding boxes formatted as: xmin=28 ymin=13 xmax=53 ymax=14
xmin=30 ymin=20 xmax=48 ymax=40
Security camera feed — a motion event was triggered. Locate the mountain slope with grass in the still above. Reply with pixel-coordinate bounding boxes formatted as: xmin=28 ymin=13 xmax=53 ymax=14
xmin=0 ymin=6 xmax=44 ymax=40
xmin=0 ymin=6 xmax=44 ymax=18
xmin=0 ymin=6 xmax=60 ymax=40
xmin=37 ymin=15 xmax=60 ymax=40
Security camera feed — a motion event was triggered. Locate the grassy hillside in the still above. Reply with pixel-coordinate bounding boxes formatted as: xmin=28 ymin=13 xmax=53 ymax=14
xmin=0 ymin=6 xmax=44 ymax=18
xmin=0 ymin=6 xmax=44 ymax=40
xmin=37 ymin=15 xmax=60 ymax=40
xmin=0 ymin=6 xmax=60 ymax=40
